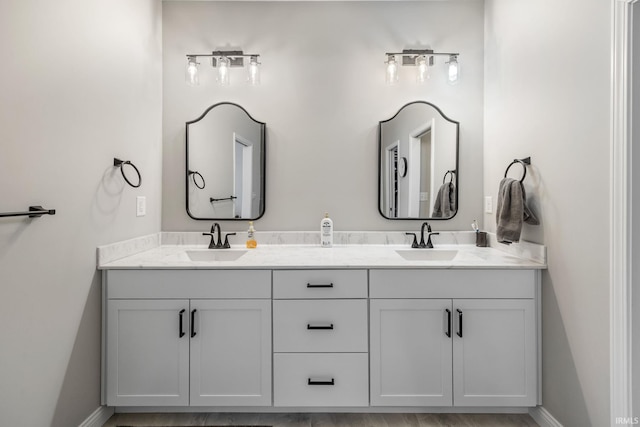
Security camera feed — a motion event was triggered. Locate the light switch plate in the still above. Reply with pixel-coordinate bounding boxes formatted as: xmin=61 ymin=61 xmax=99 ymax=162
xmin=136 ymin=196 xmax=146 ymax=217
xmin=484 ymin=196 xmax=493 ymax=214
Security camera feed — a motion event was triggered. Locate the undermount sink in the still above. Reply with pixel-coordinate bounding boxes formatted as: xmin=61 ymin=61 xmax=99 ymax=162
xmin=186 ymin=250 xmax=248 ymax=262
xmin=395 ymin=249 xmax=458 ymax=261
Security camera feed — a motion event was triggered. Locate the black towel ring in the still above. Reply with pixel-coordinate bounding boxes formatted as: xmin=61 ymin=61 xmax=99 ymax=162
xmin=443 ymin=169 xmax=456 ymax=184
xmin=113 ymin=158 xmax=142 ymax=188
xmin=188 ymin=170 xmax=206 ymax=189
xmin=504 ymin=157 xmax=531 ymax=183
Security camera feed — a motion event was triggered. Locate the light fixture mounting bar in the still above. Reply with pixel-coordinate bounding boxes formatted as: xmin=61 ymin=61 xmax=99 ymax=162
xmin=386 ymin=49 xmax=459 ymax=66
xmin=186 ymin=51 xmax=260 ymax=68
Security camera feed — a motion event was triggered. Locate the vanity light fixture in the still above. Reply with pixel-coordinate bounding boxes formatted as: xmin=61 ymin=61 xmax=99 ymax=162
xmin=185 ymin=56 xmax=199 ymax=86
xmin=385 ymin=49 xmax=459 ymax=85
xmin=185 ymin=50 xmax=261 ymax=86
xmin=446 ymin=54 xmax=459 ymax=85
xmin=385 ymin=55 xmax=399 ymax=85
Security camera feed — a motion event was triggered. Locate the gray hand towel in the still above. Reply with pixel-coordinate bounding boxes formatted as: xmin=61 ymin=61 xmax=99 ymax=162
xmin=432 ymin=182 xmax=456 ymax=218
xmin=496 ymin=177 xmax=539 ymax=244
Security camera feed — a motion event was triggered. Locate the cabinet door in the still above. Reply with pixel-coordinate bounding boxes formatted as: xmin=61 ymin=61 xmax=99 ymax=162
xmin=106 ymin=299 xmax=190 ymax=406
xmin=190 ymin=299 xmax=271 ymax=406
xmin=453 ymin=299 xmax=536 ymax=406
xmin=370 ymin=299 xmax=453 ymax=406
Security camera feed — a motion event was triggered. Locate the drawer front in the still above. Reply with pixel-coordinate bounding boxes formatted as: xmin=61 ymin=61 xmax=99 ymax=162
xmin=273 ymin=300 xmax=368 ymax=352
xmin=273 ymin=270 xmax=367 ymax=299
xmin=369 ymin=269 xmax=536 ymax=299
xmin=106 ymin=270 xmax=271 ymax=299
xmin=273 ymin=353 xmax=369 ymax=407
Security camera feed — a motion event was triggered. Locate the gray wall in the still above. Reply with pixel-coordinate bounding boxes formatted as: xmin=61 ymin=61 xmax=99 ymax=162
xmin=484 ymin=0 xmax=610 ymax=425
xmin=162 ymin=0 xmax=484 ymax=232
xmin=0 ymin=1 xmax=162 ymax=426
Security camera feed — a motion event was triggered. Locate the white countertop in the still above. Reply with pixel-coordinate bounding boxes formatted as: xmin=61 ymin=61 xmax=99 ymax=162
xmin=98 ymin=243 xmax=546 ymax=270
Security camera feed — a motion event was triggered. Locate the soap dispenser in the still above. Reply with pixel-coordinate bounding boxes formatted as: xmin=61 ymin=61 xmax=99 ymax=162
xmin=246 ymin=221 xmax=257 ymax=249
xmin=320 ymin=213 xmax=333 ymax=248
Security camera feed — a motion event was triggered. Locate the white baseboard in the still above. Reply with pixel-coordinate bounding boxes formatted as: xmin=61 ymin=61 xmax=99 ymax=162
xmin=529 ymin=406 xmax=563 ymax=427
xmin=78 ymin=406 xmax=114 ymax=427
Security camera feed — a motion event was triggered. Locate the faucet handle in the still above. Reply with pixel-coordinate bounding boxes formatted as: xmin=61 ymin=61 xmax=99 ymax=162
xmin=426 ymin=232 xmax=440 ymax=249
xmin=405 ymin=232 xmax=419 ymax=248
xmin=202 ymin=232 xmax=216 ymax=249
xmin=222 ymin=233 xmax=236 ymax=249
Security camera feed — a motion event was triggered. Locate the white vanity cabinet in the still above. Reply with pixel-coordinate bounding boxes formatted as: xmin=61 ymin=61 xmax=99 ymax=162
xmin=369 ymin=269 xmax=539 ymax=408
xmin=103 ymin=270 xmax=272 ymax=407
xmin=272 ymin=270 xmax=369 ymax=407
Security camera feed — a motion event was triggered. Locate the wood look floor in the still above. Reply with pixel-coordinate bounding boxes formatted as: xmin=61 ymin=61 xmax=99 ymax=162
xmin=104 ymin=412 xmax=540 ymax=427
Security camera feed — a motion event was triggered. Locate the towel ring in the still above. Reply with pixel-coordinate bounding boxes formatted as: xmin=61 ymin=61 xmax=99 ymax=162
xmin=113 ymin=158 xmax=142 ymax=188
xmin=443 ymin=169 xmax=456 ymax=184
xmin=504 ymin=157 xmax=531 ymax=183
xmin=188 ymin=170 xmax=206 ymax=189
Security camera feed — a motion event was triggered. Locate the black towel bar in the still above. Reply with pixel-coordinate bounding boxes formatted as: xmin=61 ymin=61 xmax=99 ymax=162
xmin=0 ymin=205 xmax=56 ymax=218
xmin=504 ymin=157 xmax=531 ymax=183
xmin=210 ymin=196 xmax=237 ymax=203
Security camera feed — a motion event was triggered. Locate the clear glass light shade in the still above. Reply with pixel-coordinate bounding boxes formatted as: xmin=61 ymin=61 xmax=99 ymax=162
xmin=185 ymin=57 xmax=199 ymax=86
xmin=447 ymin=56 xmax=459 ymax=85
xmin=247 ymin=56 xmax=260 ymax=85
xmin=217 ymin=56 xmax=230 ymax=86
xmin=416 ymin=55 xmax=430 ymax=84
xmin=385 ymin=55 xmax=399 ymax=85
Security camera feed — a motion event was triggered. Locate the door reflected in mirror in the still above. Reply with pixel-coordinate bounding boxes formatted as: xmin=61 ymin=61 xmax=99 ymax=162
xmin=186 ymin=102 xmax=265 ymax=220
xmin=378 ymin=101 xmax=459 ymax=220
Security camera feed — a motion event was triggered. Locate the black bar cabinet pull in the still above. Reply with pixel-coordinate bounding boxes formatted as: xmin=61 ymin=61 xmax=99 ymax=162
xmin=190 ymin=309 xmax=197 ymax=338
xmin=179 ymin=309 xmax=186 ymax=338
xmin=457 ymin=309 xmax=463 ymax=338
xmin=307 ymin=323 xmax=334 ymax=330
xmin=306 ymin=283 xmax=334 ymax=288
xmin=445 ymin=309 xmax=451 ymax=338
xmin=308 ymin=378 xmax=335 ymax=386
xmin=0 ymin=205 xmax=56 ymax=218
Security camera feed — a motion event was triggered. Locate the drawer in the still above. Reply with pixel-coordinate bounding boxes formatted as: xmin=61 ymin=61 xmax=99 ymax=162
xmin=273 ymin=270 xmax=367 ymax=299
xmin=273 ymin=353 xmax=368 ymax=407
xmin=369 ymin=269 xmax=536 ymax=299
xmin=106 ymin=270 xmax=271 ymax=299
xmin=273 ymin=300 xmax=368 ymax=352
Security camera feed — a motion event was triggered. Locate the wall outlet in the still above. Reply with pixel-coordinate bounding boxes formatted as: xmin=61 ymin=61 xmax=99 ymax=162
xmin=136 ymin=196 xmax=146 ymax=217
xmin=484 ymin=196 xmax=493 ymax=214
xmin=420 ymin=192 xmax=429 ymax=202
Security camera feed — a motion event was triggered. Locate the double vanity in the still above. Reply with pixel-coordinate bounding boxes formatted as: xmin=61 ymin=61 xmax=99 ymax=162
xmin=99 ymin=232 xmax=545 ymax=413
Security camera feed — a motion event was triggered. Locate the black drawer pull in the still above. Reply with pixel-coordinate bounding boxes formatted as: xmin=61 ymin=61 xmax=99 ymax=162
xmin=308 ymin=378 xmax=335 ymax=386
xmin=445 ymin=309 xmax=451 ymax=338
xmin=457 ymin=309 xmax=463 ymax=338
xmin=179 ymin=309 xmax=186 ymax=338
xmin=191 ymin=309 xmax=197 ymax=338
xmin=307 ymin=323 xmax=334 ymax=330
xmin=306 ymin=283 xmax=334 ymax=288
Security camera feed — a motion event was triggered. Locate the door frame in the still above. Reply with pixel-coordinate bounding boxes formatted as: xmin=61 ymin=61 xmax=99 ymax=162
xmin=611 ymin=0 xmax=635 ymax=423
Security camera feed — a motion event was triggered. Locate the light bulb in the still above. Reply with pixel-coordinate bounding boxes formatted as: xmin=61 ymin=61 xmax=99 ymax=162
xmin=416 ymin=55 xmax=431 ymax=84
xmin=217 ymin=56 xmax=230 ymax=86
xmin=247 ymin=56 xmax=260 ymax=86
xmin=185 ymin=56 xmax=199 ymax=86
xmin=447 ymin=55 xmax=459 ymax=85
xmin=385 ymin=55 xmax=399 ymax=85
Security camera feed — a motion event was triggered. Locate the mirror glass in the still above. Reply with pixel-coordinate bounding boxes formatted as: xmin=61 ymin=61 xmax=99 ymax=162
xmin=186 ymin=102 xmax=265 ymax=220
xmin=378 ymin=101 xmax=459 ymax=220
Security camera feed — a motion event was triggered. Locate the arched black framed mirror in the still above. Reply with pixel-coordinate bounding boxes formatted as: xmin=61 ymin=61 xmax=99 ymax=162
xmin=378 ymin=101 xmax=459 ymax=220
xmin=186 ymin=102 xmax=266 ymax=220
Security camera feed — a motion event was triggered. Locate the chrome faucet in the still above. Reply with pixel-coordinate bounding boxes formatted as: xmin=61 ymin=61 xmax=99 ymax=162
xmin=405 ymin=222 xmax=440 ymax=249
xmin=202 ymin=222 xmax=236 ymax=249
